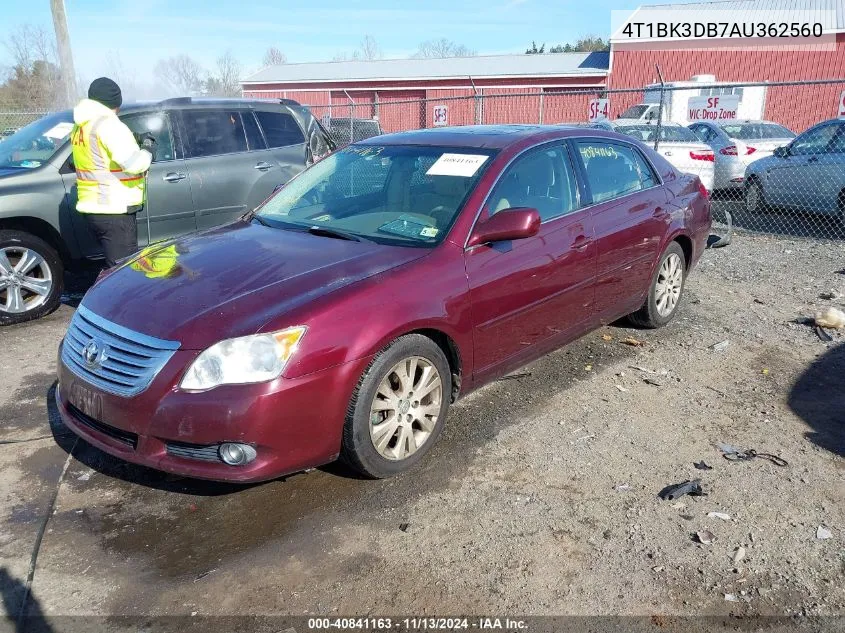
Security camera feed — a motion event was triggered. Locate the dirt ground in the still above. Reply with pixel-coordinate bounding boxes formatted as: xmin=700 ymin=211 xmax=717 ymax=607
xmin=1 ymin=225 xmax=843 ymax=631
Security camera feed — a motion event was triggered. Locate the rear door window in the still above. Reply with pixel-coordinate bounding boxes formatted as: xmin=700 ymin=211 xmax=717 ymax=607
xmin=575 ymin=141 xmax=647 ymax=204
xmin=180 ymin=110 xmax=248 ymax=158
xmin=255 ymin=111 xmax=305 ymax=148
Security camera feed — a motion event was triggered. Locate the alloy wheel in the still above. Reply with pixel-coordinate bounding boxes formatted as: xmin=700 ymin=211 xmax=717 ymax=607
xmin=0 ymin=246 xmax=53 ymax=315
xmin=655 ymin=253 xmax=683 ymax=317
xmin=368 ymin=356 xmax=443 ymax=461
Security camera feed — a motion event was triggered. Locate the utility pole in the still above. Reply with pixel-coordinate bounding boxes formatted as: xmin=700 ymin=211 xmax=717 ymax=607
xmin=50 ymin=0 xmax=77 ymax=107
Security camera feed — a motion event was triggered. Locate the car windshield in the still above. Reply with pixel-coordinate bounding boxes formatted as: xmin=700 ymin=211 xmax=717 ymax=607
xmin=617 ymin=125 xmax=698 ymax=143
xmin=720 ymin=123 xmax=795 ymax=140
xmin=256 ymin=144 xmax=497 ymax=247
xmin=0 ymin=111 xmax=73 ymax=169
xmin=619 ymin=105 xmax=650 ymax=119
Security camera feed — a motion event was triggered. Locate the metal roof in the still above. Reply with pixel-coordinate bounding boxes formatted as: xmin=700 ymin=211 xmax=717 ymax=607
xmin=613 ymin=0 xmax=845 ymax=41
xmin=241 ymin=52 xmax=610 ymax=85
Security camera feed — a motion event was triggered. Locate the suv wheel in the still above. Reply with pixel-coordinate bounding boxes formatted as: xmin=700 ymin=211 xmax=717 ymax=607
xmin=0 ymin=230 xmax=64 ymax=325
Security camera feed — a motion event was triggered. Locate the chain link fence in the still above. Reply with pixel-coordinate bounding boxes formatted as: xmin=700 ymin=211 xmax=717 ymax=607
xmin=3 ymin=79 xmax=844 ymax=240
xmin=310 ymin=79 xmax=845 ymax=240
xmin=0 ymin=110 xmax=48 ymax=138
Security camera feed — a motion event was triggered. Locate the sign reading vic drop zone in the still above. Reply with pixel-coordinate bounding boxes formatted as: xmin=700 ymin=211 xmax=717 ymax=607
xmin=687 ymin=95 xmax=740 ymax=121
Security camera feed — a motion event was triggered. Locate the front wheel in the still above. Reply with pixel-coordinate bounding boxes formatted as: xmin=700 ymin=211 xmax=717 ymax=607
xmin=0 ymin=230 xmax=64 ymax=326
xmin=341 ymin=334 xmax=452 ymax=478
xmin=628 ymin=241 xmax=686 ymax=329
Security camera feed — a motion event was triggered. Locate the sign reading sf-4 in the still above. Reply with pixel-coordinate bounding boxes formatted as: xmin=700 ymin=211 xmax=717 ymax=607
xmin=588 ymin=98 xmax=609 ymax=122
xmin=838 ymin=90 xmax=845 ymax=119
xmin=433 ymin=105 xmax=448 ymax=126
xmin=687 ymin=95 xmax=740 ymax=122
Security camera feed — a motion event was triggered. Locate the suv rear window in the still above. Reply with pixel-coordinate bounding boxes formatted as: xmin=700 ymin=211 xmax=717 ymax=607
xmin=180 ymin=110 xmax=248 ymax=157
xmin=255 ymin=111 xmax=305 ymax=148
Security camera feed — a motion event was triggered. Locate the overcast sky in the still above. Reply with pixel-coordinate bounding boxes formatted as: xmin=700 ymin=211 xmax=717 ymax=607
xmin=1 ymin=0 xmax=651 ymax=85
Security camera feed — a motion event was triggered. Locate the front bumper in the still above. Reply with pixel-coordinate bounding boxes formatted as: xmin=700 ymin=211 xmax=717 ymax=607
xmin=56 ymin=343 xmax=368 ymax=482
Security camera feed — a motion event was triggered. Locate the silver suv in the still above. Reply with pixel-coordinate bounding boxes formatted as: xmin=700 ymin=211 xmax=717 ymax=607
xmin=0 ymin=98 xmax=334 ymax=325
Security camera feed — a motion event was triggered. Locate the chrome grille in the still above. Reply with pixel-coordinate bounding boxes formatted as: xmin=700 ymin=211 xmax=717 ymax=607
xmin=61 ymin=305 xmax=180 ymax=397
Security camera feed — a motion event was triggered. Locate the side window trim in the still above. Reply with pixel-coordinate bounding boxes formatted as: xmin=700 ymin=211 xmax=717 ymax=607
xmin=569 ymin=136 xmax=662 ymax=207
xmin=242 ymin=110 xmax=268 ymax=152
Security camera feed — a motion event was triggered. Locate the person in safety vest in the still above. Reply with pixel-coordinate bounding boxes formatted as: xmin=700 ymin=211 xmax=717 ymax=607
xmin=71 ymin=77 xmax=153 ymax=267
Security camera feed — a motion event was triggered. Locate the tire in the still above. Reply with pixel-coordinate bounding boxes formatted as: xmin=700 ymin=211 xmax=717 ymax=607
xmin=744 ymin=178 xmax=765 ymax=214
xmin=341 ymin=334 xmax=452 ymax=478
xmin=0 ymin=230 xmax=64 ymax=326
xmin=628 ymin=241 xmax=686 ymax=329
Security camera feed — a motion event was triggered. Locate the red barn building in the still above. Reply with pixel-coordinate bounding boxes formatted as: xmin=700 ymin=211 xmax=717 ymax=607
xmin=609 ymin=0 xmax=845 ymax=131
xmin=241 ymin=52 xmax=610 ymax=132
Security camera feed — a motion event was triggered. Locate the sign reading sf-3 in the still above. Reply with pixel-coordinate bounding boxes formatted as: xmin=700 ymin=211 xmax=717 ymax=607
xmin=687 ymin=95 xmax=740 ymax=122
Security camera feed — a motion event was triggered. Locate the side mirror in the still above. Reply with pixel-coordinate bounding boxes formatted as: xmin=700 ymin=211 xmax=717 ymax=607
xmin=467 ymin=207 xmax=541 ymax=247
xmin=773 ymin=145 xmax=790 ymax=158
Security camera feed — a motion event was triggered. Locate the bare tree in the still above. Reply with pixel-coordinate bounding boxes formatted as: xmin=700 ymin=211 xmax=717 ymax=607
xmin=153 ymin=54 xmax=204 ymax=96
xmin=359 ymin=35 xmax=382 ymax=61
xmin=413 ymin=38 xmax=476 ymax=59
xmin=211 ymin=50 xmax=242 ymax=97
xmin=262 ymin=47 xmax=287 ymax=66
xmin=332 ymin=35 xmax=383 ymax=62
xmin=1 ymin=24 xmax=62 ymax=108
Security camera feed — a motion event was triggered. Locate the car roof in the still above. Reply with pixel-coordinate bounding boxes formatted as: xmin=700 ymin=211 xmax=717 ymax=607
xmin=114 ymin=97 xmax=301 ymax=114
xmin=356 ymin=124 xmax=614 ymax=150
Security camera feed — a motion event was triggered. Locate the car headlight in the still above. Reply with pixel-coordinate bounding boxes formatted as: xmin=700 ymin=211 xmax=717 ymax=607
xmin=180 ymin=327 xmax=307 ymax=391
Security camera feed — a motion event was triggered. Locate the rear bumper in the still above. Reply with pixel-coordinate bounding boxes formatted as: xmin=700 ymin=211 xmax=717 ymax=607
xmin=56 ymin=343 xmax=369 ymax=482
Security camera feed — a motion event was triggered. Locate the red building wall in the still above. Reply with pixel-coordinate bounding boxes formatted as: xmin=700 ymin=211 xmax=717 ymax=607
xmin=609 ymin=35 xmax=845 ymax=132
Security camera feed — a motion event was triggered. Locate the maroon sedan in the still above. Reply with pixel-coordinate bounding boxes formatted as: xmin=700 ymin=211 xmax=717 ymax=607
xmin=56 ymin=125 xmax=711 ymax=481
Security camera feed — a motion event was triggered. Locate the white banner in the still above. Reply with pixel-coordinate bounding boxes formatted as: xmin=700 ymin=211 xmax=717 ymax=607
xmin=687 ymin=95 xmax=740 ymax=122
xmin=838 ymin=90 xmax=845 ymax=119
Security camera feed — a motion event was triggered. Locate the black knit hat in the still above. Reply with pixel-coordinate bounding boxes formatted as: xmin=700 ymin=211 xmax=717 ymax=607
xmin=88 ymin=77 xmax=122 ymax=109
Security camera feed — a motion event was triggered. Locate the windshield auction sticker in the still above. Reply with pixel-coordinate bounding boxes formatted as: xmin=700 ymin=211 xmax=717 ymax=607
xmin=426 ymin=154 xmax=488 ymax=177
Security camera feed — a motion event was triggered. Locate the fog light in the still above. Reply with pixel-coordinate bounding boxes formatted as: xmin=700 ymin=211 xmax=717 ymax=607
xmin=218 ymin=443 xmax=257 ymax=466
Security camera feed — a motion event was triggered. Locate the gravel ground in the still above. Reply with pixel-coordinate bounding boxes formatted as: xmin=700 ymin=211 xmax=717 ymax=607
xmin=0 ymin=229 xmax=843 ymax=630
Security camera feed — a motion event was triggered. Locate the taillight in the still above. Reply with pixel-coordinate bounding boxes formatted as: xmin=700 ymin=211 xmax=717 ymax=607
xmin=690 ymin=149 xmax=715 ymax=161
xmin=698 ymin=181 xmax=710 ymax=199
xmin=719 ymin=145 xmax=756 ymax=155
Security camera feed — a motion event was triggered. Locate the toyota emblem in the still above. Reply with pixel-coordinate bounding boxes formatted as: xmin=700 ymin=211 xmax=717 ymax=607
xmin=82 ymin=338 xmax=108 ymax=368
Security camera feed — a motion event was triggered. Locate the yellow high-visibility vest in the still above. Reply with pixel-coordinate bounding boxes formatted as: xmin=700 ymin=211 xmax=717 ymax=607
xmin=71 ymin=99 xmax=151 ymax=214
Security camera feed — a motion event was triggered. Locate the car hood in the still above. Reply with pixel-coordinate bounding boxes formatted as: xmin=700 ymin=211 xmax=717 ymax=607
xmin=80 ymin=220 xmax=427 ymax=348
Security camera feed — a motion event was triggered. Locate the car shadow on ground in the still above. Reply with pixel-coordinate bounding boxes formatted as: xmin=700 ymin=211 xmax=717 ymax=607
xmin=45 ymin=382 xmax=368 ymax=496
xmin=787 ymin=342 xmax=845 ymax=458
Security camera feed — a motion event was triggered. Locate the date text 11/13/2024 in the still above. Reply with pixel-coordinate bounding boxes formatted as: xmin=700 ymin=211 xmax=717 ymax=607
xmin=307 ymin=617 xmax=528 ymax=630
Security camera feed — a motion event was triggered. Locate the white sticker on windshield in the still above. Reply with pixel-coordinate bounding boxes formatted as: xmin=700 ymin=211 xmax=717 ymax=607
xmin=43 ymin=122 xmax=74 ymax=140
xmin=426 ymin=153 xmax=488 ymax=177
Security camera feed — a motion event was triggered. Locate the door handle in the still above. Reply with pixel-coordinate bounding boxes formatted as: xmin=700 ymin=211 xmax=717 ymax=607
xmin=572 ymin=235 xmax=591 ymax=252
xmin=806 ymin=156 xmax=820 ymax=163
xmin=254 ymin=162 xmax=274 ymax=171
xmin=163 ymin=172 xmax=186 ymax=182
xmin=653 ymin=206 xmax=669 ymax=218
